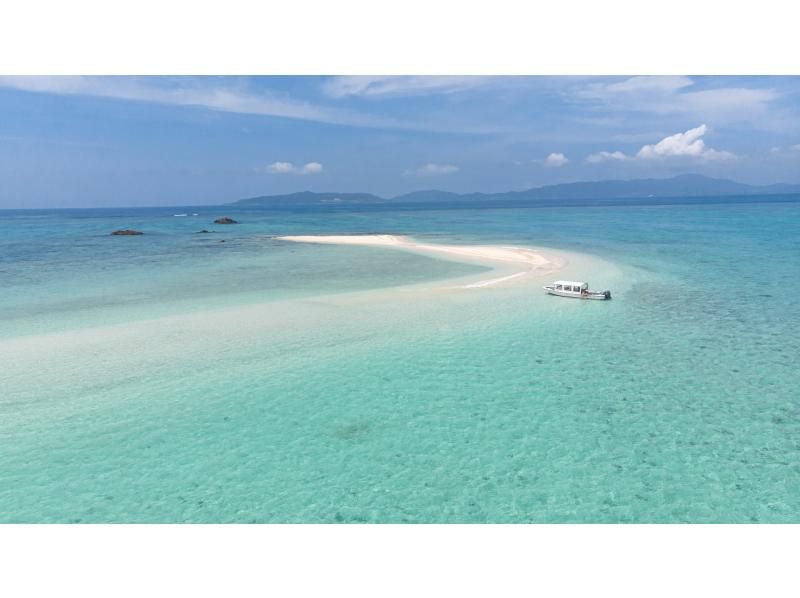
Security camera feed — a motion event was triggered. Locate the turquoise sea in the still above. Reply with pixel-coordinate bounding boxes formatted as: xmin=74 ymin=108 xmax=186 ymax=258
xmin=1 ymin=195 xmax=799 ymax=522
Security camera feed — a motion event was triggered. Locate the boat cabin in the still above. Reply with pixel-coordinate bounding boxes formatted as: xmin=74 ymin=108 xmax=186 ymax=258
xmin=553 ymin=281 xmax=588 ymax=293
xmin=544 ymin=280 xmax=611 ymax=300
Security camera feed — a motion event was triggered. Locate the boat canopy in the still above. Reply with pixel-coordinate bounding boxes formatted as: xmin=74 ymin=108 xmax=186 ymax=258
xmin=553 ymin=280 xmax=587 ymax=288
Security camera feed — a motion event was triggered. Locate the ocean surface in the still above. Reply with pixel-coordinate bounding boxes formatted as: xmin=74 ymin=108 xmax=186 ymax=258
xmin=1 ymin=195 xmax=799 ymax=523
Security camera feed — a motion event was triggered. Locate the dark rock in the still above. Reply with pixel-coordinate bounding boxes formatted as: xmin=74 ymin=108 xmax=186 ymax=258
xmin=214 ymin=217 xmax=238 ymax=224
xmin=197 ymin=229 xmax=211 ymax=233
xmin=111 ymin=229 xmax=144 ymax=236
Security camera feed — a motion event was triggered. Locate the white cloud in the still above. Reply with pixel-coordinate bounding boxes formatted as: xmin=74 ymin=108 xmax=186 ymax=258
xmin=266 ymin=161 xmax=324 ymax=175
xmin=699 ymin=148 xmax=738 ymax=161
xmin=267 ymin=161 xmax=295 ymax=173
xmin=543 ymin=152 xmax=568 ymax=168
xmin=0 ymin=76 xmax=413 ymax=131
xmin=597 ymin=75 xmax=694 ymax=95
xmin=768 ymin=144 xmax=800 ymax=153
xmin=586 ymin=150 xmax=628 ymax=163
xmin=0 ymin=76 xmax=509 ymax=136
xmin=301 ymin=161 xmax=323 ymax=173
xmin=406 ymin=163 xmax=459 ymax=176
xmin=637 ymin=124 xmax=709 ymax=158
xmin=575 ymin=76 xmax=780 ymax=125
xmin=681 ymin=88 xmax=779 ymax=117
xmin=323 ymin=76 xmax=491 ymax=98
xmin=587 ymin=125 xmax=736 ymax=164
xmin=636 ymin=124 xmax=735 ymax=160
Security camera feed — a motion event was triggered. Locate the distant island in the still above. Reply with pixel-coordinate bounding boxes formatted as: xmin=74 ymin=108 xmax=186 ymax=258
xmin=231 ymin=174 xmax=800 ymax=206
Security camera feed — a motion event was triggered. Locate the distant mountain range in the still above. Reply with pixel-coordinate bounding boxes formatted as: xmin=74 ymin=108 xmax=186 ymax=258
xmin=230 ymin=174 xmax=800 ymax=206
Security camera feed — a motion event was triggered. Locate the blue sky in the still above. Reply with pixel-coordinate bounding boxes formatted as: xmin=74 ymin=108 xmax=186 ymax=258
xmin=1 ymin=76 xmax=799 ymax=208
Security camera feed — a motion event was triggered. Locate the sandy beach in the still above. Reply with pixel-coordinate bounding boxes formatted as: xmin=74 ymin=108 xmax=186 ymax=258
xmin=276 ymin=234 xmax=567 ymax=288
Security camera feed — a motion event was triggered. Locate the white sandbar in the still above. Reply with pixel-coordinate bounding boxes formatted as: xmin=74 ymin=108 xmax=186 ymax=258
xmin=276 ymin=234 xmax=567 ymax=288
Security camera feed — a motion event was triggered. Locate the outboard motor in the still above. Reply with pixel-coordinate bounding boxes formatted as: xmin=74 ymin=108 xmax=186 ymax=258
xmin=604 ymin=290 xmax=612 ymax=300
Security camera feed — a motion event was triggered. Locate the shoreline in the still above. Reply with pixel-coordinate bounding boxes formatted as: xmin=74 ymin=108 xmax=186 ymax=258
xmin=276 ymin=234 xmax=567 ymax=288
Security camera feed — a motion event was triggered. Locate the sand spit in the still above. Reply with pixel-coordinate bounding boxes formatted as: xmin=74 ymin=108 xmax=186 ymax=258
xmin=276 ymin=234 xmax=567 ymax=288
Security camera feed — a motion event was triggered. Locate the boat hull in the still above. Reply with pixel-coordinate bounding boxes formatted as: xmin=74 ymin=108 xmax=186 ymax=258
xmin=543 ymin=287 xmax=611 ymax=300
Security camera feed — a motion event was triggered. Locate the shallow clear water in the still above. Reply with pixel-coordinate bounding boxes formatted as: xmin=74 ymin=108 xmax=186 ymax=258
xmin=1 ymin=197 xmax=799 ymax=522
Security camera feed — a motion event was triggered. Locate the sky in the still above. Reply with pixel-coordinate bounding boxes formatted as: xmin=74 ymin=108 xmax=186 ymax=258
xmin=1 ymin=75 xmax=799 ymax=208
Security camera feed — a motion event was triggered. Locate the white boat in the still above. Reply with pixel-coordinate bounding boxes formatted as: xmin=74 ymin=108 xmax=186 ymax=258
xmin=543 ymin=280 xmax=611 ymax=300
